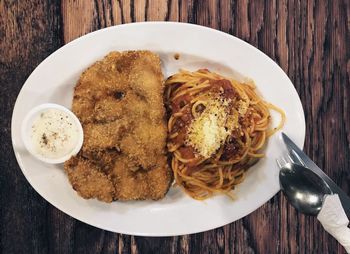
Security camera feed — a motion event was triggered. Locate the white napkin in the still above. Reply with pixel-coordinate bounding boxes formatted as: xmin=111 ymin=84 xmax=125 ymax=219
xmin=317 ymin=194 xmax=350 ymax=253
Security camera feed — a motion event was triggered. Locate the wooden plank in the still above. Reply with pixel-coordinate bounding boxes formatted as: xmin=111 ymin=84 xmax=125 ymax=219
xmin=61 ymin=0 xmax=97 ymax=43
xmin=0 ymin=0 xmax=64 ymax=253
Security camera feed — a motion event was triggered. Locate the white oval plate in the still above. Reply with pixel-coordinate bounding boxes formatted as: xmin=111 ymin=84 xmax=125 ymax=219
xmin=12 ymin=22 xmax=305 ymax=236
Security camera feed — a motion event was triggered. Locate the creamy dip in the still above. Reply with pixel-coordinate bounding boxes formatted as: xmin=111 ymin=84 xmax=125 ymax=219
xmin=30 ymin=108 xmax=80 ymax=159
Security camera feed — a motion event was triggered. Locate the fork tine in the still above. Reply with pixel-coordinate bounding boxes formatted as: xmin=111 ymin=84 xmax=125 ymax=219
xmin=276 ymin=158 xmax=283 ymax=168
xmin=289 ymin=149 xmax=305 ymax=166
xmin=282 ymin=152 xmax=291 ymax=164
xmin=287 ymin=154 xmax=295 ymax=163
xmin=276 ymin=155 xmax=288 ymax=168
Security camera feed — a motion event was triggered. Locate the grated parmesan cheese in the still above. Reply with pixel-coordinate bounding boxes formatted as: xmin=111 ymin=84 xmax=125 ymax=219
xmin=238 ymin=99 xmax=248 ymax=116
xmin=186 ymin=98 xmax=233 ymax=158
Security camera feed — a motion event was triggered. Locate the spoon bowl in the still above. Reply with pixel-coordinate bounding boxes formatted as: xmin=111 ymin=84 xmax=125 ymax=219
xmin=279 ymin=163 xmax=333 ymax=216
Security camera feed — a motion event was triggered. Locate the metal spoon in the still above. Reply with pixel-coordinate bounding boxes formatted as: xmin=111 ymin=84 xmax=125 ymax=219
xmin=279 ymin=162 xmax=333 ymax=216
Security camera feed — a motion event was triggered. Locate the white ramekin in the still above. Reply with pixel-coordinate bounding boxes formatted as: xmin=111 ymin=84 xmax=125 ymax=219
xmin=21 ymin=103 xmax=84 ymax=164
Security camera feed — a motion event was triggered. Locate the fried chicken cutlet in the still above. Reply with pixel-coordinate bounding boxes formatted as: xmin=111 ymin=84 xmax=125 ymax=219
xmin=64 ymin=51 xmax=173 ymax=202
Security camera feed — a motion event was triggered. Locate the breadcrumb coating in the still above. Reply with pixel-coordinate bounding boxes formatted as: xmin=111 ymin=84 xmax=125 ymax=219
xmin=64 ymin=51 xmax=173 ymax=202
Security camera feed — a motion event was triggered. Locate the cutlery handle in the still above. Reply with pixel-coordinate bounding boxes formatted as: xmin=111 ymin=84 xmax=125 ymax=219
xmin=317 ymin=195 xmax=350 ymax=253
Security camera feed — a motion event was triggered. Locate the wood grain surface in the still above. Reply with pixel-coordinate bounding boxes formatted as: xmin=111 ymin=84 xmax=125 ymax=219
xmin=1 ymin=0 xmax=350 ymax=253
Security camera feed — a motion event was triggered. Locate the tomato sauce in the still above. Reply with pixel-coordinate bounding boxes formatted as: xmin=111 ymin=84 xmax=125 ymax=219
xmin=170 ymin=78 xmax=240 ymax=163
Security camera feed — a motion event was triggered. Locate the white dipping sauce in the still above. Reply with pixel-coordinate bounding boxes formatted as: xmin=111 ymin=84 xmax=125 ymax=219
xmin=30 ymin=108 xmax=80 ymax=159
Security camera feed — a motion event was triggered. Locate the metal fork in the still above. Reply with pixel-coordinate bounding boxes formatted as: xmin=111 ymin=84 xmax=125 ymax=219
xmin=276 ymin=149 xmax=305 ymax=169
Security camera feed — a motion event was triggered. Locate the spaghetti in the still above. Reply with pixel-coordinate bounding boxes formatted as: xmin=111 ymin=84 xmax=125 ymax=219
xmin=165 ymin=69 xmax=285 ymax=200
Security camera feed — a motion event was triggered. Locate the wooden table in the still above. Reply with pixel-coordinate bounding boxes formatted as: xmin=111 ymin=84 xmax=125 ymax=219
xmin=1 ymin=0 xmax=349 ymax=253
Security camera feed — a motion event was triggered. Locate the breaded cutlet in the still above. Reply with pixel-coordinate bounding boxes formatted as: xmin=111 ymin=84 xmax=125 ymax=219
xmin=64 ymin=51 xmax=173 ymax=202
